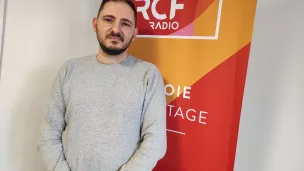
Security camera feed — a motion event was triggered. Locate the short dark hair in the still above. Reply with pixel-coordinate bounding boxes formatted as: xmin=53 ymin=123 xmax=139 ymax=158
xmin=97 ymin=0 xmax=137 ymax=26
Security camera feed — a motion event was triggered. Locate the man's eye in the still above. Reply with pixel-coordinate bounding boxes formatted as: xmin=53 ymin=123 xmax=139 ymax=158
xmin=104 ymin=18 xmax=113 ymax=22
xmin=122 ymin=23 xmax=130 ymax=27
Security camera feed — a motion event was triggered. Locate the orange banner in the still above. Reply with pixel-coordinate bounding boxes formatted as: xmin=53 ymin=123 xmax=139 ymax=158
xmin=130 ymin=0 xmax=257 ymax=170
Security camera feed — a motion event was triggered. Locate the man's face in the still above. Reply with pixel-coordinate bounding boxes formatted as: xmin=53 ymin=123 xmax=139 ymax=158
xmin=93 ymin=1 xmax=137 ymax=56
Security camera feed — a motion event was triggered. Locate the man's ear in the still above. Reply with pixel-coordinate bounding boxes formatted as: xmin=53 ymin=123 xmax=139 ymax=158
xmin=132 ymin=28 xmax=138 ymax=41
xmin=93 ymin=17 xmax=98 ymax=32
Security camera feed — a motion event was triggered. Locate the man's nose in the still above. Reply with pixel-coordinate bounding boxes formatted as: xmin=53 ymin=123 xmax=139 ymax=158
xmin=111 ymin=21 xmax=121 ymax=34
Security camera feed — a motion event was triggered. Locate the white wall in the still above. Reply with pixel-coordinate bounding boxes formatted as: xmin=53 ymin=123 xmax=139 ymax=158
xmin=235 ymin=0 xmax=304 ymax=171
xmin=0 ymin=0 xmax=100 ymax=171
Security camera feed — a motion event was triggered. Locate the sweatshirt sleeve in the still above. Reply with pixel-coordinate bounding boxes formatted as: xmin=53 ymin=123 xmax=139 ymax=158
xmin=37 ymin=62 xmax=71 ymax=171
xmin=119 ymin=66 xmax=167 ymax=171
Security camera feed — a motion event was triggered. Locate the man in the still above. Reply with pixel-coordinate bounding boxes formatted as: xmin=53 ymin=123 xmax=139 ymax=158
xmin=37 ymin=0 xmax=167 ymax=170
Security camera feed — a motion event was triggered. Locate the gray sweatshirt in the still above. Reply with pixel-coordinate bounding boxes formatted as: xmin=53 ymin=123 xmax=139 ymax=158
xmin=37 ymin=54 xmax=167 ymax=171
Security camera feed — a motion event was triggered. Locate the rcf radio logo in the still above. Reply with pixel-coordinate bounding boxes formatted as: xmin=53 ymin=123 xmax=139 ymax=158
xmin=133 ymin=0 xmax=223 ymax=39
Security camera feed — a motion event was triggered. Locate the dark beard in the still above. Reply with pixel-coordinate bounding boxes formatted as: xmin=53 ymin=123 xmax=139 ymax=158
xmin=99 ymin=41 xmax=128 ymax=56
xmin=98 ymin=32 xmax=133 ymax=56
